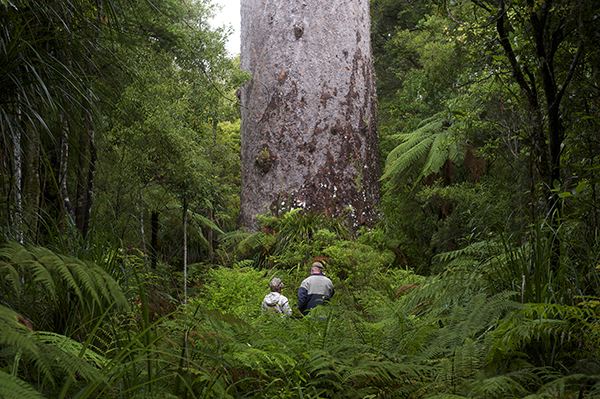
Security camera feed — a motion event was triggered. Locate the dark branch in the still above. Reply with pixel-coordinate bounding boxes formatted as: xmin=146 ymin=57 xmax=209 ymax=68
xmin=496 ymin=0 xmax=537 ymax=108
xmin=555 ymin=43 xmax=584 ymax=106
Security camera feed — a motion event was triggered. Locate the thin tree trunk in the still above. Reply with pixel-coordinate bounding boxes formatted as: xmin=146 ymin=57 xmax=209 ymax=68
xmin=139 ymin=204 xmax=147 ymax=254
xmin=182 ymin=198 xmax=188 ymax=304
xmin=207 ymin=207 xmax=214 ymax=261
xmin=207 ymin=118 xmax=218 ymax=261
xmin=12 ymin=127 xmax=24 ymax=244
xmin=81 ymin=108 xmax=97 ymax=237
xmin=150 ymin=210 xmax=159 ymax=268
xmin=182 ymin=197 xmax=190 ymax=390
xmin=75 ymin=114 xmax=87 ymax=232
xmin=24 ymin=128 xmax=41 ymax=243
xmin=59 ymin=115 xmax=75 ymax=226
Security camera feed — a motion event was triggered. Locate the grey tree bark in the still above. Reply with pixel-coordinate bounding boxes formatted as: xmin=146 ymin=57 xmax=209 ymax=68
xmin=59 ymin=115 xmax=75 ymax=226
xmin=11 ymin=127 xmax=24 ymax=243
xmin=240 ymin=0 xmax=380 ymax=229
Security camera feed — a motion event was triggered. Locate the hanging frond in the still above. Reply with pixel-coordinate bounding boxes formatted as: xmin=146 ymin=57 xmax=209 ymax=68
xmin=188 ymin=210 xmax=225 ymax=236
xmin=383 ymin=111 xmax=467 ymax=188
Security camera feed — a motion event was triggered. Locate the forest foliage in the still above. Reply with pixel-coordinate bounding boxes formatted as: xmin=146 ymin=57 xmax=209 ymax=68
xmin=1 ymin=0 xmax=600 ymax=397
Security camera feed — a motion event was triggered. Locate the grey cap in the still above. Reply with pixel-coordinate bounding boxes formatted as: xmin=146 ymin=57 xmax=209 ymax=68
xmin=312 ymin=261 xmax=324 ymax=269
xmin=269 ymin=277 xmax=284 ymax=291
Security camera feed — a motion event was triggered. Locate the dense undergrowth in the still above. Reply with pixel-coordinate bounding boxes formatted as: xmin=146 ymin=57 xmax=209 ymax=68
xmin=1 ymin=211 xmax=599 ymax=398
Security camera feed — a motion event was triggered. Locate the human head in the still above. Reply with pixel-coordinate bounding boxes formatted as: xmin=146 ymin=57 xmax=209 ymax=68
xmin=269 ymin=277 xmax=284 ymax=292
xmin=310 ymin=261 xmax=324 ymax=275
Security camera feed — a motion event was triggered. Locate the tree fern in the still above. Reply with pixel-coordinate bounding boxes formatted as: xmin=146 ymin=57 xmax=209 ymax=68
xmin=383 ymin=112 xmax=466 ymax=188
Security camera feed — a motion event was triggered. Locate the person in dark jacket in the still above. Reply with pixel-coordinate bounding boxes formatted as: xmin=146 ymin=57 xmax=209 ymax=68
xmin=297 ymin=261 xmax=334 ymax=315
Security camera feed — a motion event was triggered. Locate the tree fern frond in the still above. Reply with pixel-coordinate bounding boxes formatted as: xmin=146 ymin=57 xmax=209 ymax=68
xmin=589 ymin=380 xmax=600 ymax=397
xmin=91 ymin=267 xmax=128 ymax=309
xmin=29 ymin=258 xmax=58 ymax=302
xmin=0 ymin=371 xmax=44 ymax=399
xmin=491 ymin=302 xmax=594 ymax=357
xmin=433 ymin=240 xmax=502 ymax=264
xmin=0 ymin=305 xmax=40 ymax=361
xmin=383 ymin=134 xmax=435 ymax=182
xmin=383 ymin=111 xmax=468 ymax=188
xmin=0 ymin=261 xmax=21 ymax=298
xmin=418 ymin=131 xmax=453 ymax=180
xmin=469 ymin=373 xmax=530 ymax=398
xmin=67 ymin=260 xmax=102 ymax=307
xmin=38 ymin=341 xmax=106 ymax=385
xmin=39 ymin=251 xmax=84 ymax=303
xmin=236 ymin=232 xmax=274 ymax=255
xmin=536 ymin=373 xmax=600 ymax=397
xmin=447 ymin=138 xmax=462 ymax=163
xmin=35 ymin=331 xmax=109 ymax=369
xmin=0 ymin=243 xmax=129 ymax=330
xmin=0 ymin=305 xmax=56 ymax=386
xmin=88 ymin=267 xmax=114 ymax=305
xmin=386 ymin=126 xmax=438 ymax=162
xmin=189 ymin=210 xmax=225 ymax=235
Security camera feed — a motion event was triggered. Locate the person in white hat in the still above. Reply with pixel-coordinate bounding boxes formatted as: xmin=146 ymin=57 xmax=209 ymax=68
xmin=261 ymin=277 xmax=292 ymax=316
xmin=297 ymin=261 xmax=334 ymax=315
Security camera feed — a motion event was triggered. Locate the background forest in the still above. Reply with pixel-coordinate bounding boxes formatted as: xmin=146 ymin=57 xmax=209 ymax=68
xmin=1 ymin=0 xmax=599 ymax=398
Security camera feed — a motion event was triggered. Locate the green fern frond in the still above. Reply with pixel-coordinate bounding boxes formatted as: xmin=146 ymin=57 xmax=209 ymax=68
xmin=418 ymin=131 xmax=453 ymax=180
xmin=0 ymin=260 xmax=22 ymax=298
xmin=536 ymin=373 xmax=600 ymax=397
xmin=0 ymin=305 xmax=41 ymax=361
xmin=189 ymin=210 xmax=225 ymax=235
xmin=383 ymin=134 xmax=435 ymax=182
xmin=0 ymin=242 xmax=129 ymax=329
xmin=0 ymin=371 xmax=44 ymax=399
xmin=433 ymin=240 xmax=502 ymax=264
xmin=469 ymin=373 xmax=531 ymax=398
xmin=491 ymin=302 xmax=595 ymax=358
xmin=383 ymin=112 xmax=466 ymax=187
xmin=590 ymin=381 xmax=600 ymax=397
xmin=39 ymin=250 xmax=85 ymax=303
xmin=35 ymin=331 xmax=109 ymax=369
xmin=0 ymin=305 xmax=55 ymax=386
xmin=386 ymin=127 xmax=437 ymax=162
xmin=29 ymin=258 xmax=58 ymax=301
xmin=236 ymin=231 xmax=274 ymax=255
xmin=68 ymin=259 xmax=101 ymax=306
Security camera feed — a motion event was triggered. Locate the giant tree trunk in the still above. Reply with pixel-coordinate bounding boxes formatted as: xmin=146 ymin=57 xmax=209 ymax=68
xmin=240 ymin=0 xmax=380 ymax=229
